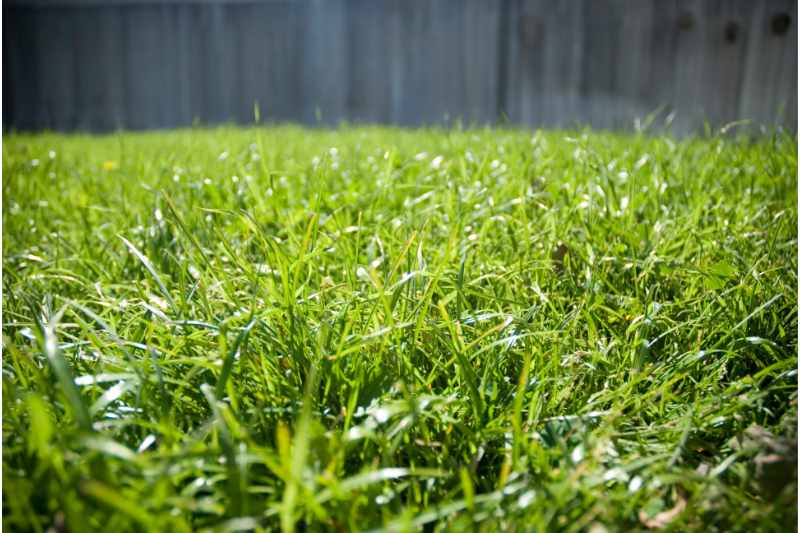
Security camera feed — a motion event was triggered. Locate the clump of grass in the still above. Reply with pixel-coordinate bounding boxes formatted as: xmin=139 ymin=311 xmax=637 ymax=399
xmin=3 ymin=126 xmax=797 ymax=531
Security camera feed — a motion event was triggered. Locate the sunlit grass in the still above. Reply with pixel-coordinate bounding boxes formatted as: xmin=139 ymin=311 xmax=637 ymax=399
xmin=2 ymin=126 xmax=797 ymax=531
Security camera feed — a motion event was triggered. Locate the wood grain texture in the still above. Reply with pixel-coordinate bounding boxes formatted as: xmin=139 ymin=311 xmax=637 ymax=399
xmin=3 ymin=0 xmax=796 ymax=133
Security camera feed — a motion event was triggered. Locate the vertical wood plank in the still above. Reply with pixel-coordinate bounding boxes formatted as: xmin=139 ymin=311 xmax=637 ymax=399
xmin=10 ymin=7 xmax=42 ymax=130
xmin=203 ymin=3 xmax=239 ymax=125
xmin=72 ymin=7 xmax=126 ymax=131
xmin=346 ymin=0 xmax=393 ymax=124
xmin=613 ymin=0 xmax=657 ymax=130
xmin=460 ymin=0 xmax=501 ymax=125
xmin=236 ymin=1 xmax=305 ymax=124
xmin=514 ymin=0 xmax=585 ymax=128
xmin=641 ymin=0 xmax=681 ymax=132
xmin=15 ymin=7 xmax=45 ymax=130
xmin=502 ymin=0 xmax=527 ymax=124
xmin=697 ymin=0 xmax=751 ymax=128
xmin=580 ymin=0 xmax=625 ymax=129
xmin=158 ymin=3 xmax=181 ymax=129
xmin=738 ymin=0 xmax=797 ymax=130
xmin=171 ymin=3 xmax=193 ymax=127
xmin=429 ymin=0 xmax=465 ymax=126
xmin=386 ymin=0 xmax=405 ymax=124
xmin=35 ymin=7 xmax=77 ymax=130
xmin=123 ymin=5 xmax=166 ymax=129
xmin=303 ymin=0 xmax=348 ymax=125
xmin=184 ymin=3 xmax=209 ymax=126
xmin=235 ymin=2 xmax=268 ymax=125
xmin=394 ymin=0 xmax=431 ymax=126
xmin=2 ymin=7 xmax=17 ymax=130
xmin=670 ymin=0 xmax=708 ymax=134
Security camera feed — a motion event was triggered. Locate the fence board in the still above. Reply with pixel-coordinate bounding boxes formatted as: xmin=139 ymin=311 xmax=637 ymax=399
xmin=738 ymin=0 xmax=798 ymax=129
xmin=613 ymin=0 xmax=658 ymax=128
xmin=3 ymin=0 xmax=796 ymax=133
xmin=71 ymin=8 xmax=126 ymax=130
xmin=641 ymin=0 xmax=682 ymax=131
xmin=34 ymin=8 xmax=77 ymax=129
xmin=123 ymin=5 xmax=165 ymax=129
xmin=346 ymin=0 xmax=394 ymax=124
xmin=303 ymin=0 xmax=348 ymax=125
xmin=460 ymin=0 xmax=501 ymax=125
xmin=580 ymin=0 xmax=622 ymax=129
xmin=14 ymin=8 xmax=43 ymax=130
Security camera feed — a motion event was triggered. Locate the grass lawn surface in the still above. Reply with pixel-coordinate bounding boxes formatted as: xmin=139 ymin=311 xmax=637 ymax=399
xmin=2 ymin=127 xmax=797 ymax=531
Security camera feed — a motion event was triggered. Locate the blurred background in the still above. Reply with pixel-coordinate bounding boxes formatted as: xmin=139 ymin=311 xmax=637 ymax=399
xmin=2 ymin=0 xmax=797 ymax=135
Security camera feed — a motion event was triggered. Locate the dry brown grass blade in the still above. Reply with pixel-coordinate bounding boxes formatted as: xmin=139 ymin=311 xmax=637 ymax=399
xmin=639 ymin=492 xmax=687 ymax=529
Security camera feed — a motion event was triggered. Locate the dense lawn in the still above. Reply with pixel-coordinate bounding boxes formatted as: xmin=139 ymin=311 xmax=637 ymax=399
xmin=2 ymin=126 xmax=797 ymax=531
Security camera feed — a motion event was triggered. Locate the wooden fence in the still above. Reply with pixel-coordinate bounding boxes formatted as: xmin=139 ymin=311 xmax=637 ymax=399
xmin=3 ymin=0 xmax=797 ymax=134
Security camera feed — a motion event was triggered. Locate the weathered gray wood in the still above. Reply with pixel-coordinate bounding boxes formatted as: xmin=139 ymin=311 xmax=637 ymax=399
xmin=613 ymin=0 xmax=658 ymax=128
xmin=581 ymin=0 xmax=623 ymax=129
xmin=738 ymin=0 xmax=797 ymax=130
xmin=72 ymin=7 xmax=126 ymax=130
xmin=640 ymin=0 xmax=682 ymax=131
xmin=2 ymin=0 xmax=797 ymax=133
xmin=382 ymin=0 xmax=499 ymax=127
xmin=429 ymin=0 xmax=466 ymax=125
xmin=508 ymin=0 xmax=585 ymax=127
xmin=392 ymin=0 xmax=430 ymax=126
xmin=3 ymin=8 xmax=15 ymax=129
xmin=235 ymin=2 xmax=305 ymax=124
xmin=209 ymin=3 xmax=239 ymax=124
xmin=32 ymin=8 xmax=76 ymax=130
xmin=668 ymin=0 xmax=707 ymax=134
xmin=699 ymin=0 xmax=750 ymax=127
xmin=235 ymin=3 xmax=269 ymax=124
xmin=171 ymin=4 xmax=193 ymax=126
xmin=346 ymin=0 xmax=394 ymax=124
xmin=123 ymin=5 xmax=165 ymax=129
xmin=156 ymin=4 xmax=182 ymax=128
xmin=460 ymin=0 xmax=501 ymax=125
xmin=184 ymin=3 xmax=210 ymax=125
xmin=302 ymin=0 xmax=348 ymax=125
xmin=2 ymin=9 xmax=14 ymax=129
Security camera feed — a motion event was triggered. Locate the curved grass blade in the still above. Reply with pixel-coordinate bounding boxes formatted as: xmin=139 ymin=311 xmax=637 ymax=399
xmin=201 ymin=384 xmax=244 ymax=516
xmin=118 ymin=235 xmax=177 ymax=314
xmin=43 ymin=307 xmax=92 ymax=432
xmin=80 ymin=480 xmax=153 ymax=527
xmin=315 ymin=467 xmax=447 ymax=505
xmin=216 ymin=316 xmax=258 ymax=398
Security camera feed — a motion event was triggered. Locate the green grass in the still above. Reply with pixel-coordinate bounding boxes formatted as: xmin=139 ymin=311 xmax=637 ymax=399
xmin=2 ymin=126 xmax=797 ymax=532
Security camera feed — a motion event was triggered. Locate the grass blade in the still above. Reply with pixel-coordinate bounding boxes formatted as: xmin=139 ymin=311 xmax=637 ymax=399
xmin=119 ymin=235 xmax=177 ymax=314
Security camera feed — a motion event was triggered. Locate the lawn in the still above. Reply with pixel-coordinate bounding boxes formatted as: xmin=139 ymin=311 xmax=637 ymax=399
xmin=2 ymin=126 xmax=797 ymax=532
